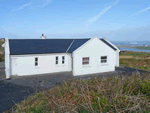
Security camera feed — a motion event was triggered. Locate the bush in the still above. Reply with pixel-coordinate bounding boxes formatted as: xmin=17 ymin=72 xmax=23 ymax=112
xmin=0 ymin=57 xmax=4 ymax=62
xmin=8 ymin=73 xmax=150 ymax=113
xmin=0 ymin=54 xmax=4 ymax=62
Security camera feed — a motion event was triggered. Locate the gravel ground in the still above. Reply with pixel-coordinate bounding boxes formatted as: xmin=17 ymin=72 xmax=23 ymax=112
xmin=0 ymin=66 xmax=149 ymax=112
xmin=5 ymin=66 xmax=149 ymax=90
xmin=0 ymin=81 xmax=34 ymax=112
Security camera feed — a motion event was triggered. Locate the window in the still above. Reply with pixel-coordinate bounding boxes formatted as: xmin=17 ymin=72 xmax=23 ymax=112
xmin=82 ymin=57 xmax=89 ymax=65
xmin=56 ymin=56 xmax=58 ymax=64
xmin=35 ymin=57 xmax=38 ymax=66
xmin=101 ymin=56 xmax=107 ymax=63
xmin=62 ymin=56 xmax=65 ymax=64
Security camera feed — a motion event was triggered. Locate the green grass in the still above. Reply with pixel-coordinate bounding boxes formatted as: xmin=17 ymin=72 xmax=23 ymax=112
xmin=0 ymin=54 xmax=4 ymax=62
xmin=0 ymin=40 xmax=4 ymax=46
xmin=120 ymin=51 xmax=150 ymax=57
xmin=6 ymin=74 xmax=150 ymax=113
xmin=136 ymin=46 xmax=150 ymax=50
xmin=120 ymin=58 xmax=150 ymax=71
xmin=0 ymin=40 xmax=4 ymax=62
xmin=0 ymin=47 xmax=4 ymax=51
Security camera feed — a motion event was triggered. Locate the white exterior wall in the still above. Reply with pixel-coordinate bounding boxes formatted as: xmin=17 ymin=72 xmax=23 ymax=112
xmin=72 ymin=37 xmax=116 ymax=76
xmin=4 ymin=38 xmax=11 ymax=79
xmin=116 ymin=50 xmax=120 ymax=66
xmin=102 ymin=38 xmax=120 ymax=67
xmin=10 ymin=53 xmax=72 ymax=76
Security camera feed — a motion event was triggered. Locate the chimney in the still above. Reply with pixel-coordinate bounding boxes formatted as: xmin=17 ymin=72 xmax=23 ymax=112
xmin=41 ymin=34 xmax=46 ymax=39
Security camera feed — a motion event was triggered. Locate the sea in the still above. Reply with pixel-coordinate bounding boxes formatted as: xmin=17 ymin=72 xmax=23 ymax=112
xmin=111 ymin=41 xmax=150 ymax=52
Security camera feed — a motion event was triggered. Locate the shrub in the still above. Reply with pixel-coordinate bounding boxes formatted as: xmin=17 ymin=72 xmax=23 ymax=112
xmin=7 ymin=73 xmax=150 ymax=113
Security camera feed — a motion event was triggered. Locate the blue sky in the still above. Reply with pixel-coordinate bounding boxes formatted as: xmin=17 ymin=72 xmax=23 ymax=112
xmin=0 ymin=0 xmax=150 ymax=41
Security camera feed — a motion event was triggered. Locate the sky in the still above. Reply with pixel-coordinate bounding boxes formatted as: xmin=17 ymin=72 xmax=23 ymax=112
xmin=0 ymin=0 xmax=150 ymax=41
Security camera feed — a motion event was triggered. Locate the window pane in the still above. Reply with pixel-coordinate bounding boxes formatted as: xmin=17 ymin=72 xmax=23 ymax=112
xmin=83 ymin=57 xmax=89 ymax=61
xmin=35 ymin=62 xmax=38 ymax=66
xmin=56 ymin=56 xmax=58 ymax=60
xmin=82 ymin=62 xmax=89 ymax=65
xmin=62 ymin=61 xmax=64 ymax=64
xmin=56 ymin=61 xmax=58 ymax=64
xmin=35 ymin=58 xmax=38 ymax=61
xmin=62 ymin=56 xmax=65 ymax=60
xmin=101 ymin=56 xmax=107 ymax=59
xmin=101 ymin=60 xmax=107 ymax=63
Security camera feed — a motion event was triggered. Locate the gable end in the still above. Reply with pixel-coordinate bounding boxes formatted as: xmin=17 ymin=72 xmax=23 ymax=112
xmin=100 ymin=38 xmax=117 ymax=51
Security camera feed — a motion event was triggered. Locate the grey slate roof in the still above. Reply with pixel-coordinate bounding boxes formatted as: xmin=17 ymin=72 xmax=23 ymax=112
xmin=9 ymin=38 xmax=118 ymax=55
xmin=9 ymin=39 xmax=90 ymax=55
xmin=68 ymin=39 xmax=90 ymax=52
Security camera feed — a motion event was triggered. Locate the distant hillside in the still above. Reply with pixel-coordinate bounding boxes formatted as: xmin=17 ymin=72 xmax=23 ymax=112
xmin=112 ymin=41 xmax=150 ymax=46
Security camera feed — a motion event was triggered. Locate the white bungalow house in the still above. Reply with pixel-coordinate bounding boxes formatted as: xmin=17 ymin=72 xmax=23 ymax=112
xmin=3 ymin=36 xmax=120 ymax=79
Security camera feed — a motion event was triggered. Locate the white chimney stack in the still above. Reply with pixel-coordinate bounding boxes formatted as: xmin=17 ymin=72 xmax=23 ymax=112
xmin=41 ymin=34 xmax=46 ymax=39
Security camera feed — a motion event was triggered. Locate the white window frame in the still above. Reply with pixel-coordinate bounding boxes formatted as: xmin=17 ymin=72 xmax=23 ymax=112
xmin=82 ymin=57 xmax=89 ymax=65
xmin=101 ymin=56 xmax=107 ymax=63
xmin=35 ymin=57 xmax=38 ymax=66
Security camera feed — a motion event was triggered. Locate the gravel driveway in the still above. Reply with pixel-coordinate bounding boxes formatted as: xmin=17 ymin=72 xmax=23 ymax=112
xmin=0 ymin=66 xmax=149 ymax=112
xmin=5 ymin=66 xmax=149 ymax=90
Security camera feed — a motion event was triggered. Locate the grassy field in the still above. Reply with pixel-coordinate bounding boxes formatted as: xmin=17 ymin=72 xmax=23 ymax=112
xmin=120 ymin=51 xmax=150 ymax=71
xmin=120 ymin=59 xmax=150 ymax=71
xmin=136 ymin=46 xmax=150 ymax=50
xmin=5 ymin=74 xmax=150 ymax=113
xmin=120 ymin=51 xmax=150 ymax=57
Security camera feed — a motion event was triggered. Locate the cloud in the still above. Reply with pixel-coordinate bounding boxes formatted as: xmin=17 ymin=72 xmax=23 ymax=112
xmin=114 ymin=0 xmax=119 ymax=6
xmin=84 ymin=0 xmax=119 ymax=26
xmin=31 ymin=0 xmax=52 ymax=9
xmin=41 ymin=0 xmax=52 ymax=8
xmin=11 ymin=0 xmax=52 ymax=11
xmin=131 ymin=7 xmax=150 ymax=16
xmin=19 ymin=2 xmax=31 ymax=10
xmin=11 ymin=2 xmax=31 ymax=12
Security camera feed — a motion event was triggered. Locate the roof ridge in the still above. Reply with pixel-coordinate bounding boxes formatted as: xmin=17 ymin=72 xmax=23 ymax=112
xmin=9 ymin=38 xmax=91 ymax=40
xmin=66 ymin=39 xmax=75 ymax=52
